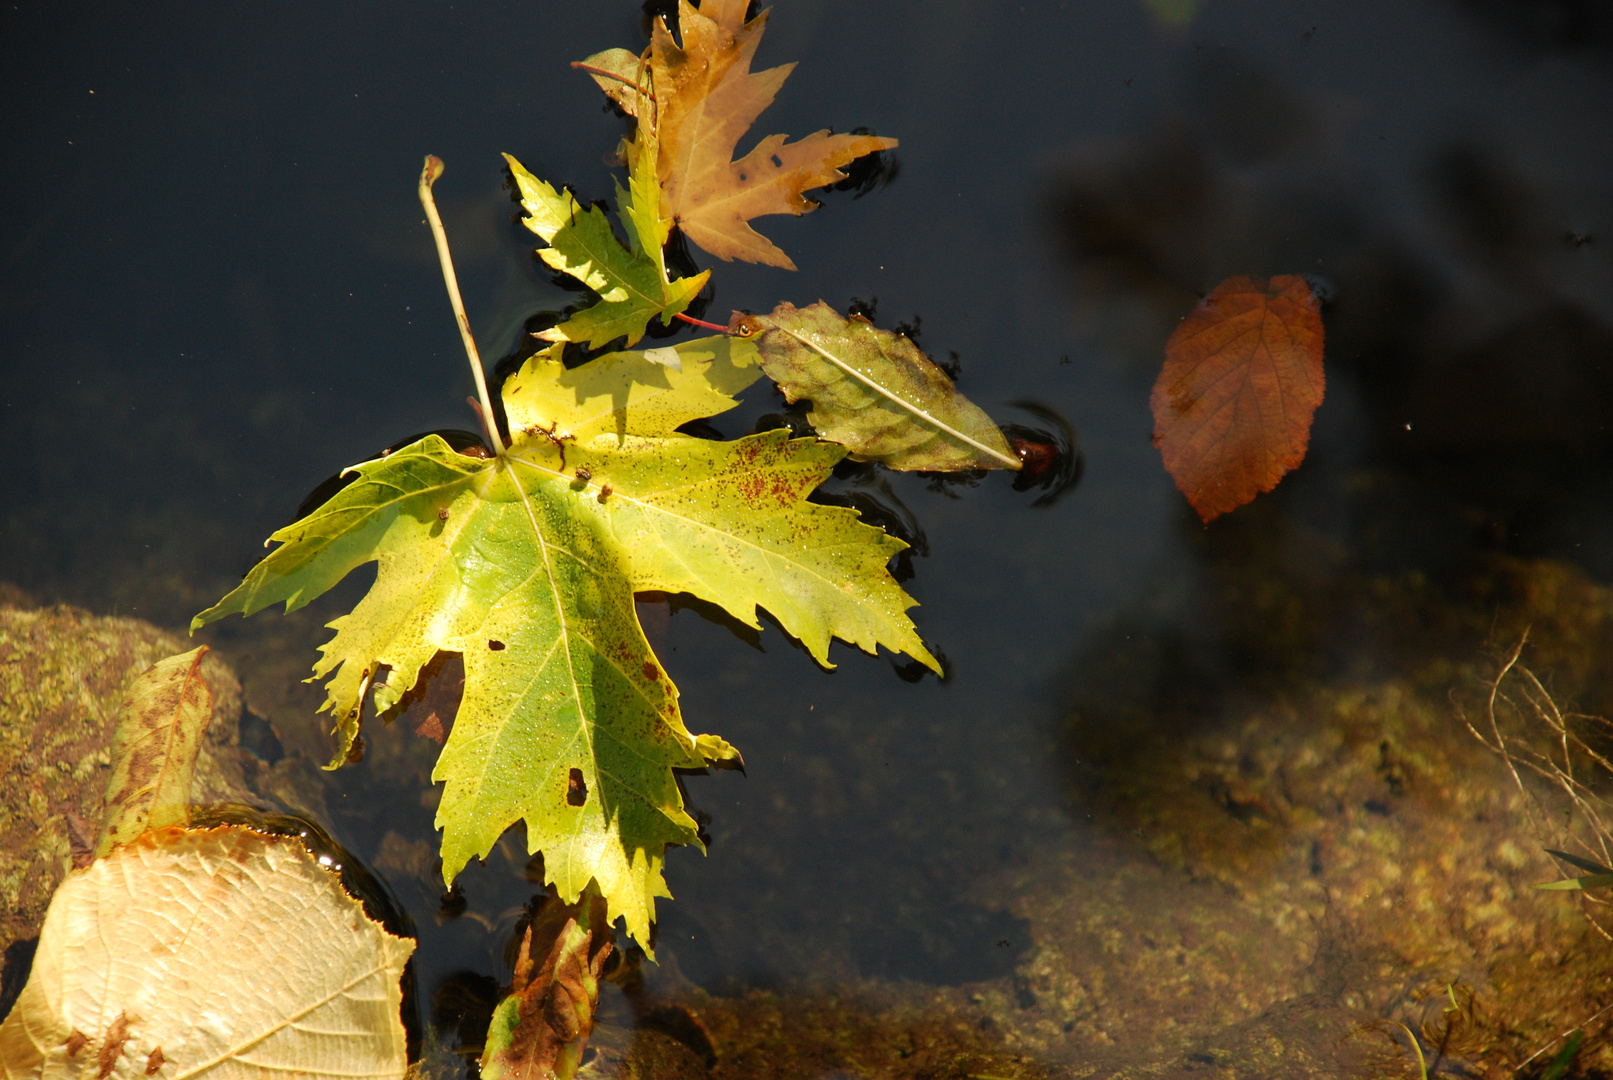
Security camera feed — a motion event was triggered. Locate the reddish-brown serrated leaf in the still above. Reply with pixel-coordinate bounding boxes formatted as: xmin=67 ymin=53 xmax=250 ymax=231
xmin=583 ymin=0 xmax=898 ymax=269
xmin=1151 ymin=274 xmax=1325 ymax=522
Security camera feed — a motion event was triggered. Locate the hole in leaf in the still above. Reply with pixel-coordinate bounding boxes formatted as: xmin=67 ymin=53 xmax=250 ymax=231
xmin=488 ymin=640 xmax=505 ymax=651
xmin=567 ymin=768 xmax=588 ymax=807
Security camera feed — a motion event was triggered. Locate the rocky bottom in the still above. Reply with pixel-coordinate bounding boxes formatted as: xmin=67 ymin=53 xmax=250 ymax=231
xmin=7 ymin=551 xmax=1613 ymax=1079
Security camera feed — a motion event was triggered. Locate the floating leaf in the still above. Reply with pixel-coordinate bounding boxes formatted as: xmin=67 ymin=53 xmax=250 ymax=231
xmin=0 ymin=825 xmax=413 ymax=1078
xmin=193 ymin=336 xmax=936 ymax=946
xmin=1151 ymin=274 xmax=1325 ymax=522
xmin=582 ymin=0 xmax=898 ymax=269
xmin=481 ymin=888 xmax=613 ymax=1080
xmin=94 ymin=645 xmax=214 ymax=858
xmin=507 ymin=119 xmax=706 ymax=350
xmin=737 ymin=301 xmax=1019 ymax=471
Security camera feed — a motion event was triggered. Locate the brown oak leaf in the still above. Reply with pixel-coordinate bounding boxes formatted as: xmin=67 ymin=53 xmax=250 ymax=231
xmin=586 ymin=0 xmax=897 ymax=269
xmin=1151 ymin=274 xmax=1325 ymax=522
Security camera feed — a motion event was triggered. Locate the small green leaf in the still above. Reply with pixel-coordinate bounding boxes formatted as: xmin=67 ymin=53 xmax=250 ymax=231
xmin=739 ymin=301 xmax=1020 ymax=471
xmin=94 ymin=645 xmax=215 ymax=858
xmin=506 ymin=120 xmax=706 ymax=350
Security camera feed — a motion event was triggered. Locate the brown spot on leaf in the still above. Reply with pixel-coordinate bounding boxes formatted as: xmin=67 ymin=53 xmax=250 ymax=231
xmin=66 ymin=1030 xmax=90 ymax=1056
xmin=97 ymin=1011 xmax=132 ymax=1078
xmin=642 ymin=661 xmax=658 ymax=682
xmin=145 ymin=1046 xmax=166 ymax=1075
xmin=489 ymin=640 xmax=506 ymax=651
xmin=567 ymin=768 xmax=587 ymax=807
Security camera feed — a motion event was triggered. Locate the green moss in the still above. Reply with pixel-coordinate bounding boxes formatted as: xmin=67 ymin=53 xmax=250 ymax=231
xmin=0 ymin=601 xmax=253 ymax=955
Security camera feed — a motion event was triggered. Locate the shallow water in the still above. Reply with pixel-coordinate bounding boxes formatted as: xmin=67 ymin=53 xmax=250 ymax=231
xmin=4 ymin=1 xmax=1613 ymax=1075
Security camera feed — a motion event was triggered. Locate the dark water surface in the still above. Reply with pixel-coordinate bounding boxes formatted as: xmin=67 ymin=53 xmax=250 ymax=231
xmin=5 ymin=0 xmax=1613 ymax=1073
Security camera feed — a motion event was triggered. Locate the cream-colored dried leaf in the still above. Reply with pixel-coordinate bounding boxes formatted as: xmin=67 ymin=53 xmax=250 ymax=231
xmin=0 ymin=825 xmax=413 ymax=1079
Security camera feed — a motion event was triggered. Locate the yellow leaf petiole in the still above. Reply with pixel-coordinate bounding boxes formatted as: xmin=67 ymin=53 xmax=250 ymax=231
xmin=418 ymin=155 xmax=506 ymax=456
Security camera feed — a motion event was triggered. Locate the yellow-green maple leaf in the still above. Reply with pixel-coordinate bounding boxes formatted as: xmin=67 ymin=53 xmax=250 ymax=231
xmin=193 ymin=336 xmax=937 ymax=946
xmin=508 ymin=119 xmax=705 ymax=350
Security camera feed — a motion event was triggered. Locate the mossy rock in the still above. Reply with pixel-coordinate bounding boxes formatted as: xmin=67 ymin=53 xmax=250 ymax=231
xmin=0 ymin=597 xmax=259 ymax=961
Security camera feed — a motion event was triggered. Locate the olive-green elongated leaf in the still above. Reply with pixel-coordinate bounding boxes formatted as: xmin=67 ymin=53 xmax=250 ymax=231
xmin=95 ymin=645 xmax=214 ymax=858
xmin=0 ymin=825 xmax=413 ymax=1079
xmin=1536 ymin=848 xmax=1613 ymax=890
xmin=1537 ymin=873 xmax=1613 ymax=891
xmin=506 ymin=121 xmax=705 ymax=350
xmin=193 ymin=337 xmax=935 ymax=946
xmin=736 ymin=301 xmax=1020 ymax=471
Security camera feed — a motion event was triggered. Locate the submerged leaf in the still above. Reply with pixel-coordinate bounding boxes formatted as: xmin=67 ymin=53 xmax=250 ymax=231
xmin=482 ymin=889 xmax=613 ymax=1080
xmin=1151 ymin=274 xmax=1325 ymax=522
xmin=737 ymin=301 xmax=1019 ymax=471
xmin=193 ymin=336 xmax=936 ymax=946
xmin=583 ymin=0 xmax=897 ymax=269
xmin=94 ymin=645 xmax=214 ymax=858
xmin=1536 ymin=848 xmax=1613 ymax=890
xmin=506 ymin=120 xmax=706 ymax=350
xmin=0 ymin=825 xmax=413 ymax=1078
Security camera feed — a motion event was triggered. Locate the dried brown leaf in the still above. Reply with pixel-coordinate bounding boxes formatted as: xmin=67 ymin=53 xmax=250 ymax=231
xmin=635 ymin=0 xmax=897 ymax=268
xmin=94 ymin=646 xmax=214 ymax=858
xmin=481 ymin=891 xmax=614 ymax=1080
xmin=1151 ymin=274 xmax=1325 ymax=522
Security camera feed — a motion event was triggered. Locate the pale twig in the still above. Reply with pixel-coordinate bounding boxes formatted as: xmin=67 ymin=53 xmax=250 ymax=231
xmin=1464 ymin=632 xmax=1613 ymax=941
xmin=1517 ymin=1003 xmax=1611 ymax=1069
xmin=418 ymin=155 xmax=505 ymax=456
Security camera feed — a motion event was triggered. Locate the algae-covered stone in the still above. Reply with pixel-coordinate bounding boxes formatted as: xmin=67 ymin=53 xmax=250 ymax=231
xmin=0 ymin=600 xmax=258 ymax=959
xmin=994 ymin=555 xmax=1613 ymax=1076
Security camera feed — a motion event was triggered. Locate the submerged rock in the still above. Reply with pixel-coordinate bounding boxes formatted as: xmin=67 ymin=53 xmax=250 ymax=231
xmin=980 ymin=555 xmax=1613 ymax=1077
xmin=0 ymin=596 xmax=263 ymax=1003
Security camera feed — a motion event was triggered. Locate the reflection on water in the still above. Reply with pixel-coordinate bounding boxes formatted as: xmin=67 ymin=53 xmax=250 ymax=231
xmin=4 ymin=0 xmax=1613 ymax=1074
